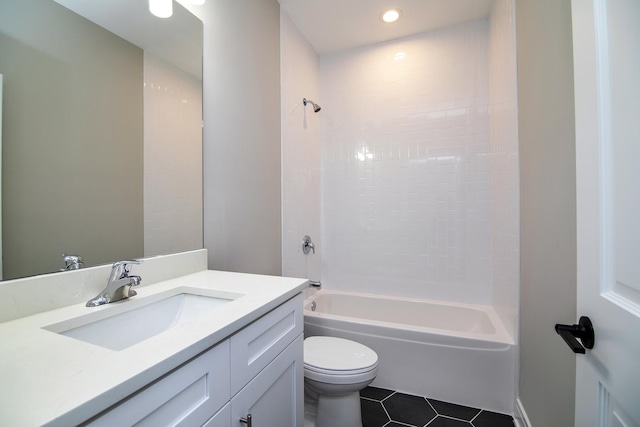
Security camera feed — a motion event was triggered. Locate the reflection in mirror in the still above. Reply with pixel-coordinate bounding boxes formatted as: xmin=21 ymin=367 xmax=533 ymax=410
xmin=0 ymin=0 xmax=203 ymax=280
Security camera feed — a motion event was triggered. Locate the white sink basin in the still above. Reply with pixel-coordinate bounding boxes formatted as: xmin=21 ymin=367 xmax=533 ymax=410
xmin=44 ymin=289 xmax=241 ymax=351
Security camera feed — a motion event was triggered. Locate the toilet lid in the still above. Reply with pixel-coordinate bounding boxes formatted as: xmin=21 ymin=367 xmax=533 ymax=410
xmin=304 ymin=336 xmax=378 ymax=372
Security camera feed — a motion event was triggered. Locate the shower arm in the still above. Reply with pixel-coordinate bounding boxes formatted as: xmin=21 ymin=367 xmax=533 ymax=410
xmin=303 ymin=98 xmax=321 ymax=112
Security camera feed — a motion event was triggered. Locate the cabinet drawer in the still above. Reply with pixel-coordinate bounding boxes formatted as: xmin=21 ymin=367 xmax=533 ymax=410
xmin=86 ymin=340 xmax=230 ymax=427
xmin=230 ymin=294 xmax=303 ymax=395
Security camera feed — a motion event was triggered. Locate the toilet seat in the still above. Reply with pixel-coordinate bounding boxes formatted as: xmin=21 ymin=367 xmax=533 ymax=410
xmin=304 ymin=364 xmax=377 ymax=376
xmin=304 ymin=336 xmax=378 ymax=376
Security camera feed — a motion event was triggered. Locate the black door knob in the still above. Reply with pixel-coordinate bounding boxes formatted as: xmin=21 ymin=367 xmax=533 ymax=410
xmin=555 ymin=316 xmax=595 ymax=354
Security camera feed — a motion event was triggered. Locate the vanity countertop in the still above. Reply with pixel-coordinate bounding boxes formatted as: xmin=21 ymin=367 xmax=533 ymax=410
xmin=0 ymin=270 xmax=308 ymax=427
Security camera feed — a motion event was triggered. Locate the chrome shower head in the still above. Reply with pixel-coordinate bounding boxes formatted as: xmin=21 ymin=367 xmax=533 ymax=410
xmin=303 ymin=98 xmax=321 ymax=113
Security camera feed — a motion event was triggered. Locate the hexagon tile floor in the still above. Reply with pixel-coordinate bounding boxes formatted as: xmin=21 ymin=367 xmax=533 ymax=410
xmin=360 ymin=387 xmax=514 ymax=427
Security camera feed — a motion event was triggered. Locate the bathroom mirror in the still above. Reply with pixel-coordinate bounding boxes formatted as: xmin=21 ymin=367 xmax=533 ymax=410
xmin=0 ymin=0 xmax=203 ymax=280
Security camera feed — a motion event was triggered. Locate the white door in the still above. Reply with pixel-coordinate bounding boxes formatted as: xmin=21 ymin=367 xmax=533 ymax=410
xmin=572 ymin=0 xmax=640 ymax=425
xmin=0 ymin=74 xmax=3 ymax=280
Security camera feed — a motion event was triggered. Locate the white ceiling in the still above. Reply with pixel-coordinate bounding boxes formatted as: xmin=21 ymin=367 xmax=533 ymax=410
xmin=279 ymin=0 xmax=495 ymax=55
xmin=53 ymin=0 xmax=202 ymax=78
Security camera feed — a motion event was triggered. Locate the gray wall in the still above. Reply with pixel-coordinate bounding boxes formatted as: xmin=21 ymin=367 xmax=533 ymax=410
xmin=517 ymin=0 xmax=577 ymax=425
xmin=198 ymin=0 xmax=282 ymax=276
xmin=0 ymin=0 xmax=143 ymax=279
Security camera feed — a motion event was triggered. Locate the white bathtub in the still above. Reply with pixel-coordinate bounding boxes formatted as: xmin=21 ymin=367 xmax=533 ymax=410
xmin=303 ymin=290 xmax=516 ymax=414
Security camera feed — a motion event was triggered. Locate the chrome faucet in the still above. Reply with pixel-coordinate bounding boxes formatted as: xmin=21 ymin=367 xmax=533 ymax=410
xmin=86 ymin=260 xmax=143 ymax=307
xmin=61 ymin=254 xmax=85 ymax=271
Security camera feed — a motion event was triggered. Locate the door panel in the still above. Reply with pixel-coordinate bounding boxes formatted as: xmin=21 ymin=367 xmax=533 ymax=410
xmin=572 ymin=0 xmax=640 ymax=425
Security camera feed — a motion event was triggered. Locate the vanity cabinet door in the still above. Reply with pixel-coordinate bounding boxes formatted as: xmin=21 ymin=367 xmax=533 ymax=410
xmin=230 ymin=294 xmax=303 ymax=395
xmin=85 ymin=340 xmax=230 ymax=427
xmin=231 ymin=334 xmax=304 ymax=427
xmin=202 ymin=403 xmax=230 ymax=427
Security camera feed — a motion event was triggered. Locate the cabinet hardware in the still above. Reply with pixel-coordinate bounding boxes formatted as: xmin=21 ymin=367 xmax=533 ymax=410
xmin=240 ymin=413 xmax=252 ymax=427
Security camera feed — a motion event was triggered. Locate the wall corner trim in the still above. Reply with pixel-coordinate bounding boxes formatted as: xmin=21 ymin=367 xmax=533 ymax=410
xmin=514 ymin=397 xmax=533 ymax=427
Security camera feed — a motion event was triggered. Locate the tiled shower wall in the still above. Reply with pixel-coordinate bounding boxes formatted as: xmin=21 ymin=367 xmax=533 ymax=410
xmin=320 ymin=21 xmax=494 ymax=304
xmin=280 ymin=10 xmax=322 ymax=281
xmin=281 ymin=4 xmax=519 ymax=338
xmin=489 ymin=0 xmax=519 ymax=339
xmin=144 ymin=53 xmax=203 ymax=257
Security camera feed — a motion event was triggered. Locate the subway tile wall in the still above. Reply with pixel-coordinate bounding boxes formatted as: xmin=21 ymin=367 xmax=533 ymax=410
xmin=320 ymin=21 xmax=495 ymax=304
xmin=281 ymin=10 xmax=322 ymax=282
xmin=144 ymin=53 xmax=203 ymax=257
xmin=281 ymin=4 xmax=519 ymax=335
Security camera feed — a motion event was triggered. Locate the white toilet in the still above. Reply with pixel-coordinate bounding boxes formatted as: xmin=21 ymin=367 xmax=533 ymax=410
xmin=303 ymin=336 xmax=379 ymax=427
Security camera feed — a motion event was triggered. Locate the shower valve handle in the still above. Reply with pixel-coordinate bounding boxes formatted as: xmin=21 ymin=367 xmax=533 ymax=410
xmin=302 ymin=235 xmax=315 ymax=254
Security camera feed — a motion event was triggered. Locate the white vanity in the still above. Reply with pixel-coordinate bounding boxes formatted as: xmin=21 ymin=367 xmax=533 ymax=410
xmin=0 ymin=250 xmax=308 ymax=426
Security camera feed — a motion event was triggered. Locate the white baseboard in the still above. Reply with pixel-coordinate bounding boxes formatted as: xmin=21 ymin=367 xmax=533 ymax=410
xmin=513 ymin=397 xmax=532 ymax=427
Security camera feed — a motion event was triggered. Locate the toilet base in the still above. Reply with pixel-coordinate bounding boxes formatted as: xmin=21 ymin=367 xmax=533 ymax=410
xmin=316 ymin=391 xmax=362 ymax=427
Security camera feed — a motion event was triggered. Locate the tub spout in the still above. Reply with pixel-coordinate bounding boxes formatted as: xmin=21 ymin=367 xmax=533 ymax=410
xmin=309 ymin=280 xmax=322 ymax=289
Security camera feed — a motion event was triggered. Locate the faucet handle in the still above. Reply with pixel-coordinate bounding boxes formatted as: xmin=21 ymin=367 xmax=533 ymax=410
xmin=61 ymin=254 xmax=85 ymax=271
xmin=112 ymin=259 xmax=143 ymax=276
xmin=112 ymin=259 xmax=143 ymax=266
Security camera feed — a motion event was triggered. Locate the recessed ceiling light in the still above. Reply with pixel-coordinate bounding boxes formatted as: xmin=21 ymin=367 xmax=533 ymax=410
xmin=381 ymin=9 xmax=402 ymax=23
xmin=149 ymin=0 xmax=173 ymax=18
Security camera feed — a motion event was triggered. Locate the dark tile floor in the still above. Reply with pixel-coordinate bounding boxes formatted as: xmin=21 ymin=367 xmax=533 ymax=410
xmin=360 ymin=387 xmax=514 ymax=427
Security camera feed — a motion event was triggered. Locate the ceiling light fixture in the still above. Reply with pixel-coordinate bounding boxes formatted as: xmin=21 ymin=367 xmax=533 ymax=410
xmin=381 ymin=9 xmax=402 ymax=23
xmin=149 ymin=0 xmax=173 ymax=18
xmin=150 ymin=0 xmax=206 ymax=18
